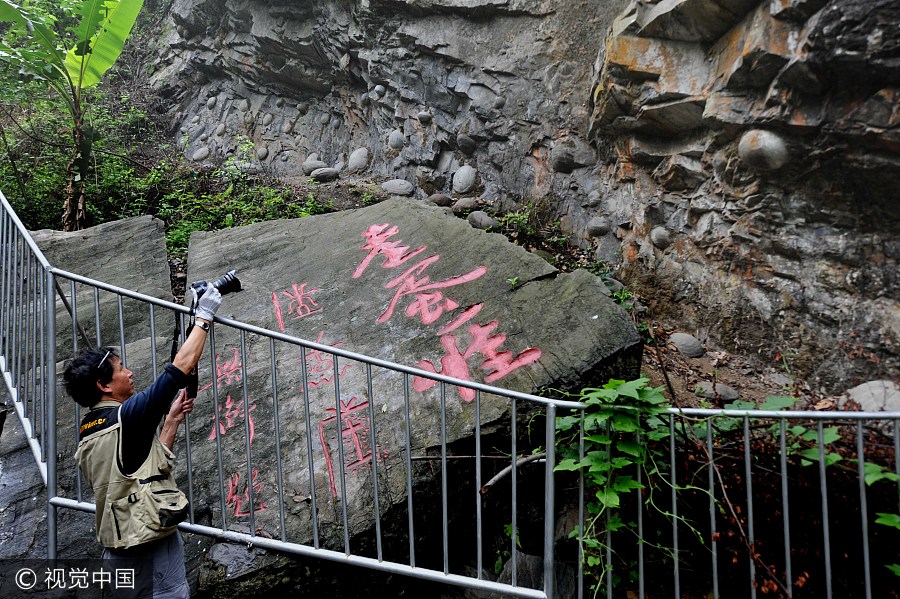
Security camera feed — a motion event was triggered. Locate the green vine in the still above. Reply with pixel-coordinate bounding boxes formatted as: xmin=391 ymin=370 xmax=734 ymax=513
xmin=555 ymin=377 xmax=676 ymax=594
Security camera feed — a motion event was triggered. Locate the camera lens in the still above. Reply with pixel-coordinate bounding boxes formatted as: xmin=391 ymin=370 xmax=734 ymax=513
xmin=212 ymin=270 xmax=242 ymax=295
xmin=190 ymin=270 xmax=242 ymax=299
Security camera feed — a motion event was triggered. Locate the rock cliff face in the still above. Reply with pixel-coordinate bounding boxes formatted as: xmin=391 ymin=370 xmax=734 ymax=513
xmin=149 ymin=0 xmax=898 ymax=390
xmin=587 ymin=0 xmax=899 ymax=389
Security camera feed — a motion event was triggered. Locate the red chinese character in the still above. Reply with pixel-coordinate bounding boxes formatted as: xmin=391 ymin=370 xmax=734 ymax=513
xmin=207 ymin=394 xmax=257 ymax=446
xmin=353 ymin=223 xmax=428 ymax=278
xmin=404 ymin=291 xmax=460 ymax=325
xmin=318 ymin=396 xmax=383 ymax=497
xmin=226 ymin=469 xmax=267 ymax=517
xmin=414 ymin=321 xmax=542 ymax=402
xmin=297 ymin=331 xmax=352 ymax=391
xmin=377 ymin=256 xmax=487 ymax=323
xmin=198 ymin=348 xmax=242 ymax=393
xmin=273 ymin=282 xmax=323 ymax=331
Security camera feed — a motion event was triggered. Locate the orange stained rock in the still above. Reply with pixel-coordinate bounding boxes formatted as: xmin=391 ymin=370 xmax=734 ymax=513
xmin=605 ymin=35 xmax=709 ymax=98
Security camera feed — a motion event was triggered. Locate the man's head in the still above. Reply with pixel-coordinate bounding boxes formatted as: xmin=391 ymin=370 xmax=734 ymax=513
xmin=63 ymin=347 xmax=134 ymax=408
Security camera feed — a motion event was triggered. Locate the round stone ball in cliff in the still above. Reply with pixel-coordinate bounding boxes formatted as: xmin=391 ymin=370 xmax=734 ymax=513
xmin=586 ymin=217 xmax=611 ymax=238
xmin=302 ymin=160 xmax=329 ymax=175
xmin=453 ymin=165 xmax=478 ymax=194
xmin=456 ymin=134 xmax=477 ymax=155
xmin=669 ymin=332 xmax=705 ymax=358
xmin=650 ymin=226 xmax=672 ymax=249
xmin=381 ymin=179 xmax=415 ymax=196
xmin=346 ymin=148 xmax=370 ymax=174
xmin=738 ymin=129 xmax=790 ymax=171
xmin=467 ymin=211 xmax=498 ymax=230
xmin=310 ymin=167 xmax=339 ymax=182
xmin=388 ymin=130 xmax=406 ymax=150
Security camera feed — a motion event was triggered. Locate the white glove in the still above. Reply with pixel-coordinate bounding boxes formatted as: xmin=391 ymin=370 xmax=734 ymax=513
xmin=194 ymin=285 xmax=222 ymax=321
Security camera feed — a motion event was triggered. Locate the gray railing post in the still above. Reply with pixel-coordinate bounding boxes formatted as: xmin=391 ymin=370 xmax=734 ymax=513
xmin=544 ymin=403 xmax=556 ymax=599
xmin=46 ymin=266 xmax=58 ymax=559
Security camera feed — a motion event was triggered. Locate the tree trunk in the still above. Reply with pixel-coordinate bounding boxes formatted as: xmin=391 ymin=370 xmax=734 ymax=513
xmin=62 ymin=103 xmax=88 ymax=232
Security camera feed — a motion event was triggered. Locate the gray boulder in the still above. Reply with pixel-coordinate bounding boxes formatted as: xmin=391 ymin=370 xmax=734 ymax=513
xmin=669 ymin=332 xmax=705 ymax=358
xmin=381 ymin=179 xmax=415 ymax=196
xmin=302 ymin=160 xmax=329 ymax=175
xmin=346 ymin=147 xmax=370 ymax=174
xmin=310 ymin=167 xmax=339 ymax=182
xmin=845 ymin=380 xmax=900 ymax=412
xmin=467 ymin=210 xmax=498 ymax=230
xmin=453 ymin=165 xmax=477 ymax=194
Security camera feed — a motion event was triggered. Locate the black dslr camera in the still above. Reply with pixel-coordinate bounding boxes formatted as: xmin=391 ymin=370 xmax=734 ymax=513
xmin=184 ymin=270 xmax=242 ymax=399
xmin=189 ymin=269 xmax=242 ymax=302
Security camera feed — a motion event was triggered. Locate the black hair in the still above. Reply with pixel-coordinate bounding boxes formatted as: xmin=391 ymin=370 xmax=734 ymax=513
xmin=62 ymin=346 xmax=118 ymax=408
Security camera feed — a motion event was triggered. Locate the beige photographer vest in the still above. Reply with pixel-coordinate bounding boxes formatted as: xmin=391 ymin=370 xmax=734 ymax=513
xmin=75 ymin=400 xmax=189 ymax=549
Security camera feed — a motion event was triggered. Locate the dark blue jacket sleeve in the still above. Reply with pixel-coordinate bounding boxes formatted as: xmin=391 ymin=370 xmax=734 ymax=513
xmin=119 ymin=364 xmax=189 ymax=475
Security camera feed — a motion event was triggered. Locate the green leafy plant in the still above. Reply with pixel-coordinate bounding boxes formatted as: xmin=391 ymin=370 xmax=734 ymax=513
xmin=497 ymin=207 xmax=536 ymax=240
xmin=555 ymin=377 xmax=673 ymax=594
xmin=0 ymin=0 xmax=145 ymax=230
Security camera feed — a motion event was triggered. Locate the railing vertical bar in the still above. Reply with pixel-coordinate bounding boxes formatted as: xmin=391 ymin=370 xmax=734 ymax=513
xmin=744 ymin=416 xmax=757 ymax=599
xmin=37 ymin=268 xmax=45 ymax=451
xmin=270 ymin=338 xmax=287 ymax=542
xmin=440 ymin=382 xmax=450 ymax=576
xmin=71 ymin=281 xmax=83 ymax=503
xmin=46 ymin=267 xmax=58 ymax=559
xmin=13 ymin=232 xmax=22 ymax=390
xmin=779 ymin=418 xmax=792 ymax=597
xmin=183 ymin=406 xmax=195 ymax=527
xmin=208 ymin=323 xmax=227 ymax=530
xmin=9 ymin=230 xmax=20 ymax=390
xmin=637 ymin=452 xmax=645 ymax=599
xmin=299 ymin=345 xmax=320 ymax=549
xmin=578 ymin=411 xmax=585 ymax=599
xmin=670 ymin=414 xmax=680 ymax=598
xmin=365 ymin=363 xmax=383 ymax=561
xmin=856 ymin=422 xmax=872 ymax=599
xmin=117 ymin=294 xmax=126 ymax=366
xmin=332 ymin=354 xmax=350 ymax=555
xmin=4 ymin=213 xmax=12 ymax=364
xmin=0 ymin=210 xmax=7 ymax=360
xmin=4 ymin=214 xmax=13 ymax=363
xmin=708 ymin=419 xmax=719 ymax=599
xmin=173 ymin=313 xmax=195 ymax=525
xmin=29 ymin=265 xmax=38 ymax=422
xmin=511 ymin=397 xmax=518 ymax=587
xmin=239 ymin=330 xmax=256 ymax=535
xmin=19 ymin=236 xmax=27 ymax=395
xmin=604 ymin=418 xmax=611 ymax=599
xmin=70 ymin=280 xmax=78 ymax=353
xmin=22 ymin=250 xmax=31 ymax=411
xmin=403 ymin=373 xmax=415 ymax=567
xmin=93 ymin=287 xmax=101 ymax=346
xmin=895 ymin=420 xmax=900 ymax=503
xmin=544 ymin=403 xmax=556 ymax=599
xmin=27 ymin=264 xmax=34 ymax=433
xmin=148 ymin=304 xmax=157 ymax=380
xmin=818 ymin=421 xmax=833 ymax=599
xmin=23 ymin=251 xmax=33 ymax=423
xmin=605 ymin=510 xmax=612 ymax=598
xmin=475 ymin=389 xmax=483 ymax=578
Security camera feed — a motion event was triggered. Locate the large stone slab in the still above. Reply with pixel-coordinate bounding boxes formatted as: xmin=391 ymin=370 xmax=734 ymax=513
xmin=181 ymin=197 xmax=641 ymax=553
xmin=30 ymin=216 xmax=174 ymax=361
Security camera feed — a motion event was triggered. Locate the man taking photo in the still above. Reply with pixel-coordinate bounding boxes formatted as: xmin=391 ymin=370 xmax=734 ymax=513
xmin=63 ymin=285 xmax=223 ymax=598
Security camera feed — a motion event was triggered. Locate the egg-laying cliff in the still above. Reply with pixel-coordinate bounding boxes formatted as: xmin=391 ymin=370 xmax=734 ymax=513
xmin=149 ymin=0 xmax=898 ymax=391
